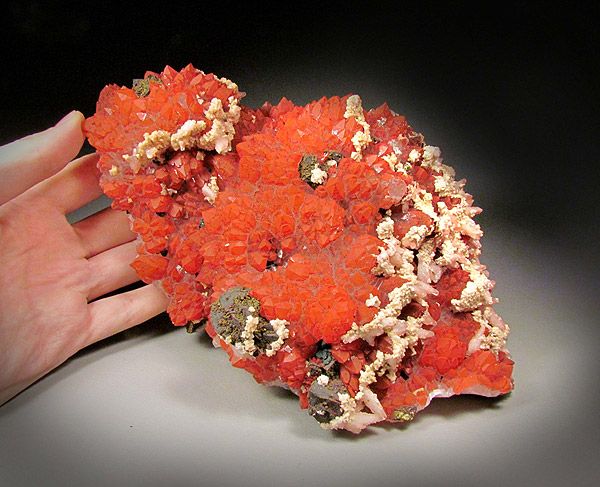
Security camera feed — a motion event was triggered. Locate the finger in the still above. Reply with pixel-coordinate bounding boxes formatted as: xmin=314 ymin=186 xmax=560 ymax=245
xmin=0 ymin=111 xmax=85 ymax=205
xmin=87 ymin=284 xmax=169 ymax=345
xmin=31 ymin=152 xmax=102 ymax=214
xmin=73 ymin=207 xmax=135 ymax=258
xmin=86 ymin=241 xmax=140 ymax=301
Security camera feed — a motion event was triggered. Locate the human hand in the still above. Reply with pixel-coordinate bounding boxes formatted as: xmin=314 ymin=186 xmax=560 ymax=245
xmin=0 ymin=111 xmax=168 ymax=405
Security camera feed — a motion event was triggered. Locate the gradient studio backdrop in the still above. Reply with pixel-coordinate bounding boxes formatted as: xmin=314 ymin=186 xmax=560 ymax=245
xmin=1 ymin=3 xmax=598 ymax=487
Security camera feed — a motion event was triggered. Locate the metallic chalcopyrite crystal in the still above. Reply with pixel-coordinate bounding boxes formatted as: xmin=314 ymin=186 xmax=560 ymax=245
xmin=85 ymin=64 xmax=513 ymax=433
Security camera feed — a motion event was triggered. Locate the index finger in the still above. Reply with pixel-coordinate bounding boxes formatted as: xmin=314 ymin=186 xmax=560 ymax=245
xmin=0 ymin=111 xmax=85 ymax=205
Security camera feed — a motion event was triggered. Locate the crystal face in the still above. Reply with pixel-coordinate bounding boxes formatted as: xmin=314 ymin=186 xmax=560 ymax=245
xmin=84 ymin=64 xmax=513 ymax=433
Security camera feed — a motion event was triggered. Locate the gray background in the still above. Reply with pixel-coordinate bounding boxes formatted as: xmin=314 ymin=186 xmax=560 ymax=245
xmin=1 ymin=3 xmax=598 ymax=486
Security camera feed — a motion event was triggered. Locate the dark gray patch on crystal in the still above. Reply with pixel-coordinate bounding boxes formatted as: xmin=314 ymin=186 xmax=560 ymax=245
xmin=253 ymin=325 xmax=279 ymax=352
xmin=132 ymin=74 xmax=162 ymax=98
xmin=308 ymin=378 xmax=347 ymax=424
xmin=298 ymin=154 xmax=319 ymax=188
xmin=209 ymin=287 xmax=278 ymax=355
xmin=299 ymin=152 xmax=340 ymax=189
xmin=210 ymin=287 xmax=258 ymax=345
xmin=323 ymin=150 xmax=343 ymax=162
xmin=310 ymin=342 xmax=340 ymax=378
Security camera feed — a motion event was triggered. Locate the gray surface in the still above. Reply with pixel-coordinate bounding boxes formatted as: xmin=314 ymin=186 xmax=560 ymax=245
xmin=0 ymin=226 xmax=598 ymax=487
xmin=66 ymin=195 xmax=111 ymax=224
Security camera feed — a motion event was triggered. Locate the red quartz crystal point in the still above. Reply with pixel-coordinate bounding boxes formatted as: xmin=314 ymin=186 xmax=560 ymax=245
xmin=84 ymin=64 xmax=513 ymax=433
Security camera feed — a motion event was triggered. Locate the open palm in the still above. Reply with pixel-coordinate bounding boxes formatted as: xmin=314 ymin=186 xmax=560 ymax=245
xmin=0 ymin=112 xmax=167 ymax=404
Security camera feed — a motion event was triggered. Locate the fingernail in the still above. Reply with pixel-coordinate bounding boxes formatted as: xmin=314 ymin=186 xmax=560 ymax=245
xmin=55 ymin=110 xmax=78 ymax=127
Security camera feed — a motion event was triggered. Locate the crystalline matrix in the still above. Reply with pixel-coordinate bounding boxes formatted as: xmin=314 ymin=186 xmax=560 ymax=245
xmin=84 ymin=64 xmax=513 ymax=433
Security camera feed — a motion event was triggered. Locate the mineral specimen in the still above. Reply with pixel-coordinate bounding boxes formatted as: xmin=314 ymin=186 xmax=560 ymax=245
xmin=84 ymin=64 xmax=513 ymax=433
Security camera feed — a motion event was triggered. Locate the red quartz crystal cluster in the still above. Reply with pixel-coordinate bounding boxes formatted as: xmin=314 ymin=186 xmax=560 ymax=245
xmin=85 ymin=64 xmax=513 ymax=433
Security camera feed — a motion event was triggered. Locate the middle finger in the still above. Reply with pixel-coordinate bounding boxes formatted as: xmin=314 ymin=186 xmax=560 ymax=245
xmin=73 ymin=207 xmax=135 ymax=258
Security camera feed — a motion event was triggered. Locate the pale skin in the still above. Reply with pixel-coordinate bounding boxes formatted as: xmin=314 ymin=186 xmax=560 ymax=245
xmin=0 ymin=111 xmax=168 ymax=405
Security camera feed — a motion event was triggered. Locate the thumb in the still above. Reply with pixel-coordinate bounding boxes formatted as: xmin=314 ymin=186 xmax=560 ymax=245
xmin=0 ymin=111 xmax=85 ymax=205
